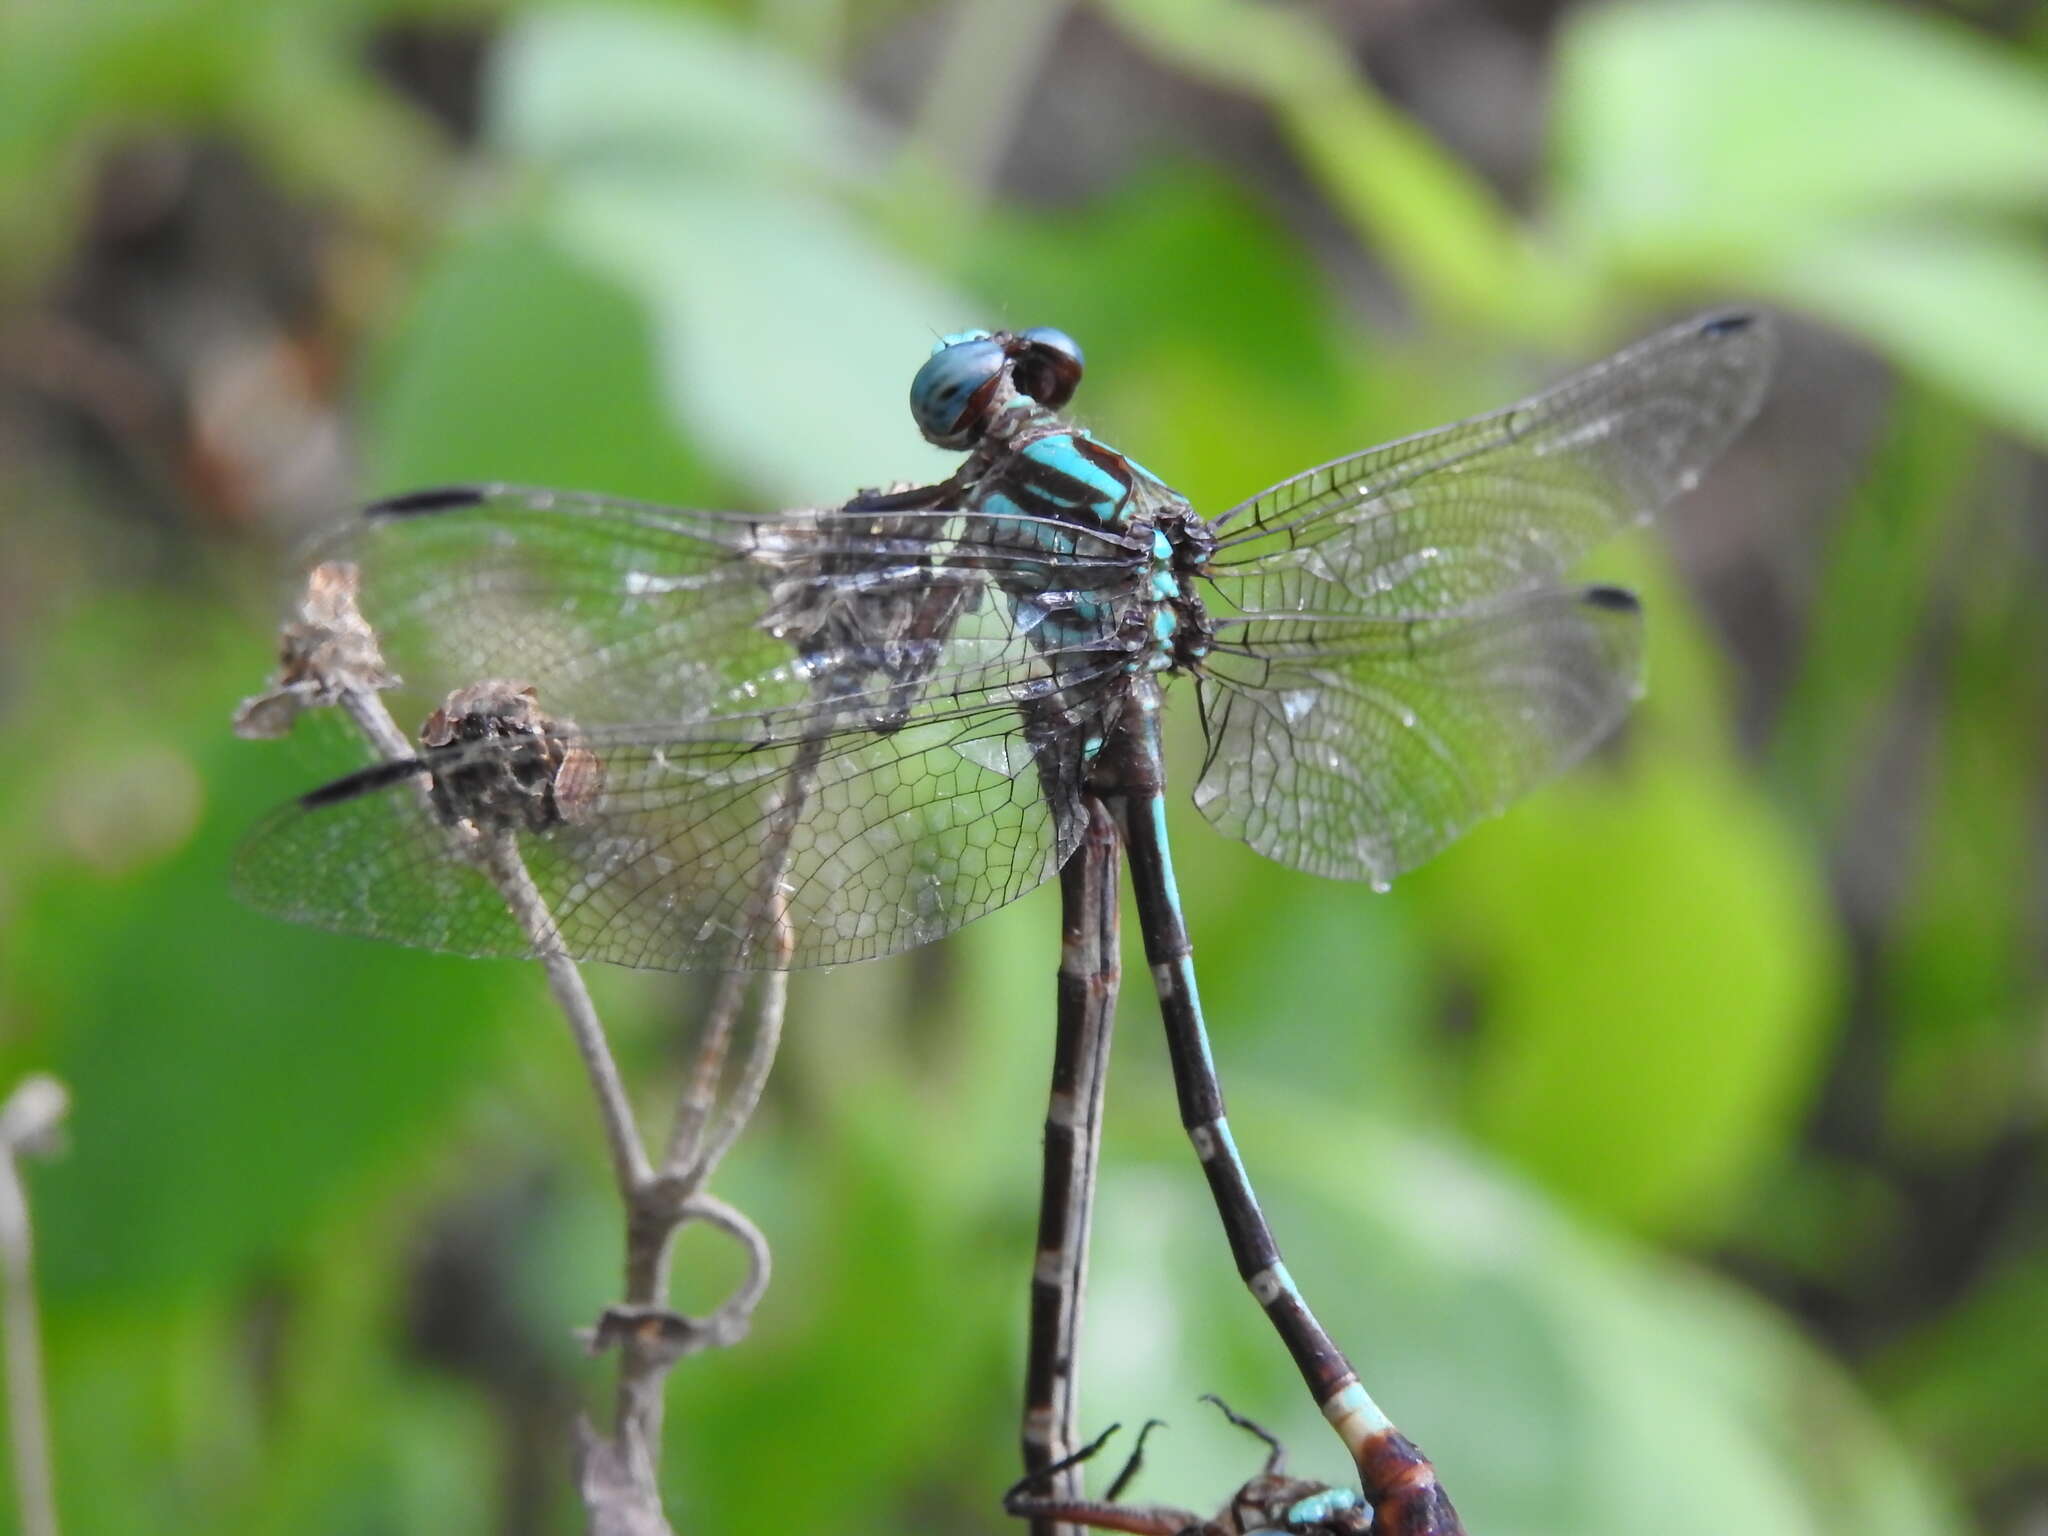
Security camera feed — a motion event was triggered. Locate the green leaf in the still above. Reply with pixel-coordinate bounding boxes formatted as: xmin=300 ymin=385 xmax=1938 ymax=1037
xmin=489 ymin=4 xmax=879 ymax=187
xmin=365 ymin=216 xmax=721 ymax=502
xmin=1556 ymin=0 xmax=2048 ymax=262
xmin=1764 ymin=225 xmax=2048 ymax=450
xmin=1097 ymin=0 xmax=1560 ymax=331
xmin=2 ymin=596 xmax=538 ymax=1305
xmin=1770 ymin=388 xmax=1981 ymax=824
xmin=1438 ymin=742 xmax=1842 ymax=1239
xmin=1875 ymin=1250 xmax=2048 ymax=1489
xmin=1080 ymin=1099 xmax=1964 ymax=1536
xmin=483 ymin=5 xmax=978 ymax=504
xmin=549 ymin=172 xmax=970 ymax=503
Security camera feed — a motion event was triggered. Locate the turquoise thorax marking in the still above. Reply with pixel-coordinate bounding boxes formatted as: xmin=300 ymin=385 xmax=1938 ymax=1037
xmin=973 ymin=410 xmax=1197 ymax=674
xmin=1019 ymin=433 xmax=1131 ymax=526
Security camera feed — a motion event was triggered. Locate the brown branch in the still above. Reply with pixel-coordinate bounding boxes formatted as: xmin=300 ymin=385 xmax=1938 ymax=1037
xmin=480 ymin=836 xmax=652 ymax=1196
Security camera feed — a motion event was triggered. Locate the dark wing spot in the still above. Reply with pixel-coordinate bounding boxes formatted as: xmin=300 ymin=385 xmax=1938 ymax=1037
xmin=299 ymin=757 xmax=428 ymax=809
xmin=1582 ymin=584 xmax=1642 ymax=613
xmin=364 ymin=485 xmax=487 ymax=519
xmin=1698 ymin=312 xmax=1755 ymax=338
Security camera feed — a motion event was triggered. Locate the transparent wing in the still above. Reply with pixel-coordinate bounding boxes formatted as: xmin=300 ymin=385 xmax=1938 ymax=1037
xmin=234 ymin=690 xmax=1111 ymax=970
xmin=1191 ymin=311 xmax=1769 ymax=883
xmin=237 ymin=483 xmax=1143 ymax=969
xmin=1194 ymin=588 xmax=1644 ymax=883
xmin=1205 ymin=312 xmax=1775 ymax=616
xmin=320 ymin=484 xmax=1146 ymax=731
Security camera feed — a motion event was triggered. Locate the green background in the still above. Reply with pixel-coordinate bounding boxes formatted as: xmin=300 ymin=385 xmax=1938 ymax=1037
xmin=1 ymin=0 xmax=2043 ymax=1531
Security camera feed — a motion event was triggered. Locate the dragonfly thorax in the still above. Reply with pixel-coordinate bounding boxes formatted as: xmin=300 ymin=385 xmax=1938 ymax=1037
xmin=967 ymin=405 xmax=1216 ymax=677
xmin=919 ymin=331 xmax=1217 ymax=681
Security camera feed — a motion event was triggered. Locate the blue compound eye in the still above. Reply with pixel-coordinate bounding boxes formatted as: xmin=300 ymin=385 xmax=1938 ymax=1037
xmin=1014 ymin=326 xmax=1084 ymax=410
xmin=910 ymin=335 xmax=1007 ymax=448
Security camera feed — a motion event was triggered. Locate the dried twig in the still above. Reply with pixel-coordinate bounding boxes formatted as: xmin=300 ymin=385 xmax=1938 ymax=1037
xmin=592 ymin=766 xmax=802 ymax=1491
xmin=481 ymin=835 xmax=652 ymax=1196
xmin=0 ymin=1075 xmax=71 ymax=1536
xmin=238 ymin=563 xmax=787 ymax=1535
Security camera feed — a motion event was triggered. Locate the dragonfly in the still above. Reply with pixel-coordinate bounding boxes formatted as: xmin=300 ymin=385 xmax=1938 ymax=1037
xmin=236 ymin=311 xmax=1774 ymax=1535
xmin=1005 ymin=1397 xmax=1370 ymax=1536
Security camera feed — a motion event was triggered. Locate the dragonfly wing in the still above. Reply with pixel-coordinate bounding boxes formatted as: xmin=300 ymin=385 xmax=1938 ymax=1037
xmin=234 ymin=685 xmax=1108 ymax=970
xmin=236 ymin=756 xmax=538 ymax=960
xmin=1206 ymin=311 xmax=1774 ymax=616
xmin=1193 ymin=588 xmax=1643 ymax=883
xmin=240 ymin=484 xmax=1143 ymax=968
xmin=1193 ymin=312 xmax=1767 ymax=883
xmin=315 ymin=484 xmax=1144 ymax=733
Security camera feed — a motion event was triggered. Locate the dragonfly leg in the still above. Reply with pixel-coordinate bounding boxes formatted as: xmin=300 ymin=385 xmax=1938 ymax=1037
xmin=1197 ymin=1393 xmax=1285 ymax=1478
xmin=1101 ymin=1415 xmax=1164 ymax=1504
xmin=840 ymin=474 xmax=966 ymax=512
xmin=1109 ymin=684 xmax=1466 ymax=1536
xmin=1023 ymin=798 xmax=1122 ymax=1535
xmin=1004 ymin=1420 xmax=1198 ymax=1536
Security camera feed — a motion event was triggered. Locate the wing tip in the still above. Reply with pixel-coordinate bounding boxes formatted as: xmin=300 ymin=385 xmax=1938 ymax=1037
xmin=1694 ymin=308 xmax=1777 ymax=376
xmin=1697 ymin=310 xmax=1758 ymax=339
xmin=1581 ymin=584 xmax=1642 ymax=614
xmin=364 ymin=485 xmax=488 ymax=520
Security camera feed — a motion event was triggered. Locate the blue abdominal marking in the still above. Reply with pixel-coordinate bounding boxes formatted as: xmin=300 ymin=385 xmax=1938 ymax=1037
xmin=1288 ymin=1489 xmax=1366 ymax=1525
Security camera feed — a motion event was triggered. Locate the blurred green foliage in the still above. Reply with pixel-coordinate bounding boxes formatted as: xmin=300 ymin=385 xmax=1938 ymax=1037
xmin=1 ymin=1 xmax=2043 ymax=1533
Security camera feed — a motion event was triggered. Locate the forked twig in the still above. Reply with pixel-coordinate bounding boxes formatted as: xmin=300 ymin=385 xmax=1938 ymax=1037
xmin=237 ymin=562 xmax=789 ymax=1535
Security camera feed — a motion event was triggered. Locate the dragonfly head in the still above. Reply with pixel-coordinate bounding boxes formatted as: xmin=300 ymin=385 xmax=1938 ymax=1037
xmin=910 ymin=327 xmax=1085 ymax=449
